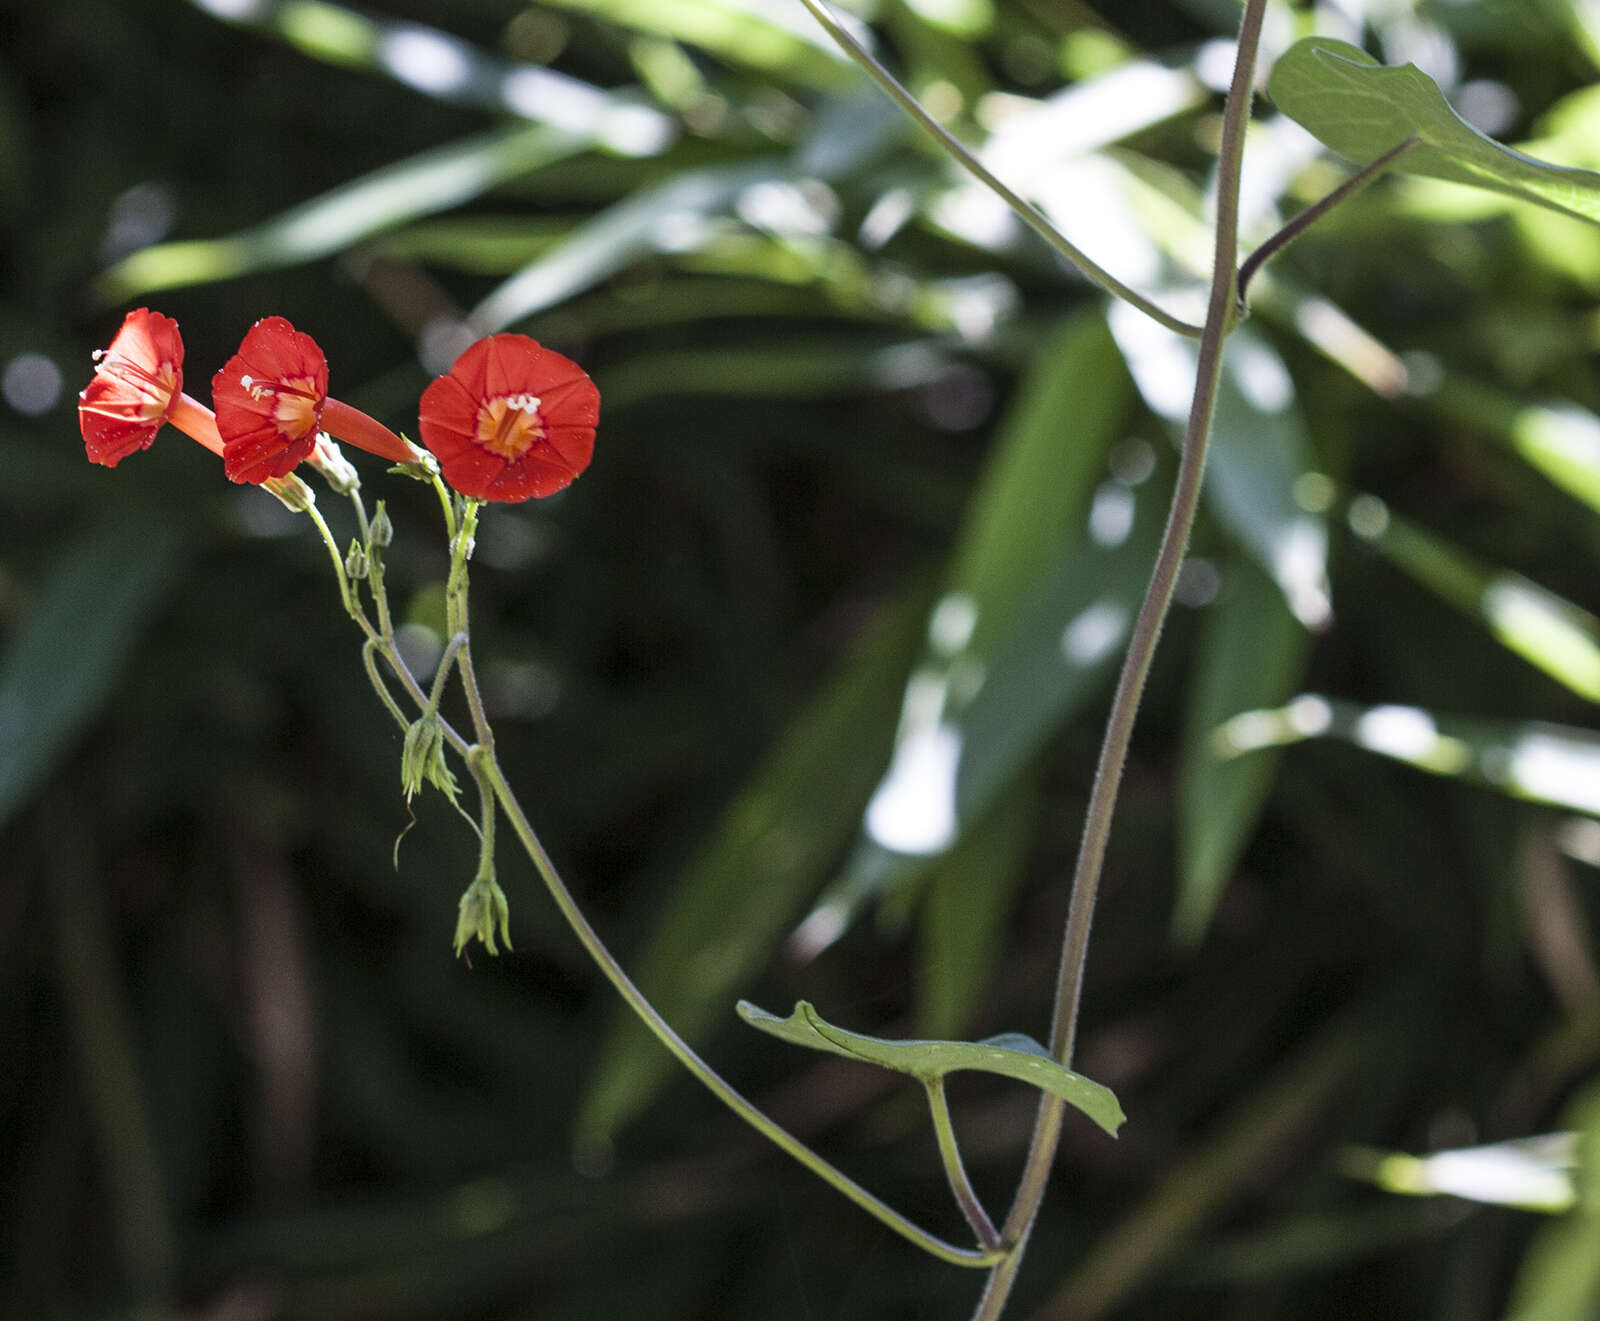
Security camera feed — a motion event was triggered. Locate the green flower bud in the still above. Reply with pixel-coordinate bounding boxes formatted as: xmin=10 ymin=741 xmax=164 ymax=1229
xmin=345 ymin=540 xmax=369 ymax=580
xmin=455 ymin=873 xmax=512 ymax=957
xmin=369 ymin=501 xmax=394 ymax=549
xmin=401 ymin=715 xmax=459 ymax=804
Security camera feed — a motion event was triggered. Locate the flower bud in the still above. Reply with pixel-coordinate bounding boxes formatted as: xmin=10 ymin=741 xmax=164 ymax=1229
xmin=345 ymin=540 xmax=369 ymax=580
xmin=262 ymin=473 xmax=316 ymax=513
xmin=308 ymin=435 xmax=361 ymax=493
xmin=369 ymin=501 xmax=394 ymax=549
xmin=454 ymin=873 xmax=512 ymax=957
xmin=401 ymin=714 xmax=459 ymax=803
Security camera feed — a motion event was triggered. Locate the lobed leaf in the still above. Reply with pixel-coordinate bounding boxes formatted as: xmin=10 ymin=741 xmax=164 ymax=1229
xmin=736 ymin=999 xmax=1125 ymax=1136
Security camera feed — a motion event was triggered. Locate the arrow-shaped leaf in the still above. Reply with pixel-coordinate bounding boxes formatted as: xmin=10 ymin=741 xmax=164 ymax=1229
xmin=737 ymin=999 xmax=1125 ymax=1136
xmin=1268 ymin=38 xmax=1600 ymax=226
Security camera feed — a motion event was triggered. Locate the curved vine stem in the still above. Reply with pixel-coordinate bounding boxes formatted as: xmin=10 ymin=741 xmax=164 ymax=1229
xmin=797 ymin=0 xmax=1204 ymax=338
xmin=434 ymin=516 xmax=998 ymax=1269
xmin=969 ymin=3 xmax=1270 ymax=1316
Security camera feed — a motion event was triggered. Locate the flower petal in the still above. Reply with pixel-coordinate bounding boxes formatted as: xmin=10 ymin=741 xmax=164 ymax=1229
xmin=213 ymin=316 xmax=329 ymax=484
xmin=418 ymin=334 xmax=599 ymax=504
xmin=78 ymin=308 xmax=184 ymax=467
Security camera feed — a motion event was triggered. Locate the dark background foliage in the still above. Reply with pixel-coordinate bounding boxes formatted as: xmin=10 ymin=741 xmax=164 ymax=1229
xmin=3 ymin=0 xmax=1599 ymax=1318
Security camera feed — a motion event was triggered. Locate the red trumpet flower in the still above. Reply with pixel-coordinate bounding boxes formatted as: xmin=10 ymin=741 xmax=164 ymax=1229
xmin=79 ymin=308 xmax=224 ymax=465
xmin=418 ymin=334 xmax=598 ymax=503
xmin=213 ymin=316 xmax=422 ymax=485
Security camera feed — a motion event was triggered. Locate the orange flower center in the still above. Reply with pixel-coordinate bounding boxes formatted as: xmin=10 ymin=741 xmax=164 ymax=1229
xmin=476 ymin=393 xmax=545 ymax=460
xmin=243 ymin=373 xmax=323 ymax=441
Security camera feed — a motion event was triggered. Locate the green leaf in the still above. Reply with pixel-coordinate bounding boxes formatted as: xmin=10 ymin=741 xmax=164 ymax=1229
xmin=1110 ymin=309 xmax=1330 ymax=628
xmin=736 ymin=999 xmax=1125 ymax=1136
xmin=0 ymin=519 xmax=184 ymax=831
xmin=915 ymin=769 xmax=1037 ymax=1039
xmin=1175 ymin=558 xmax=1310 ymax=945
xmin=1215 ymin=696 xmax=1600 ymax=817
xmin=99 ymin=125 xmax=585 ymax=300
xmin=575 ymin=582 xmax=930 ymax=1147
xmin=1349 ymin=499 xmax=1600 ymax=703
xmin=789 ymin=312 xmax=1136 ymax=951
xmin=1507 ymin=1082 xmax=1600 ymax=1320
xmin=533 ymin=0 xmax=853 ymax=87
xmin=1267 ymin=37 xmax=1600 ymax=226
xmin=470 ymin=159 xmax=781 ymax=332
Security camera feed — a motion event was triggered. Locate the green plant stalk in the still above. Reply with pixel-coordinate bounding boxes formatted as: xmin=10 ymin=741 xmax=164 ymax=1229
xmin=433 ymin=533 xmax=999 ymax=1268
xmin=796 ymin=0 xmax=1203 ymax=339
xmin=969 ymin=3 xmax=1270 ymax=1317
xmin=926 ymin=1077 xmax=1001 ymax=1251
xmin=1237 ymin=135 xmax=1419 ymax=303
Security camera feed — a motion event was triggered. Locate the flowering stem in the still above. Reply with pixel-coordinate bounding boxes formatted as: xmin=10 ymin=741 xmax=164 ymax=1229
xmin=969 ymin=4 xmax=1269 ymax=1317
xmin=1237 ymin=135 xmax=1419 ymax=305
xmin=474 ymin=749 xmax=999 ymax=1266
xmin=428 ymin=512 xmax=996 ymax=1267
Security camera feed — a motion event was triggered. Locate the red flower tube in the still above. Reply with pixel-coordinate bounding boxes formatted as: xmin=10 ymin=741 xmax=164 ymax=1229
xmin=78 ymin=308 xmax=225 ymax=465
xmin=418 ymin=334 xmax=598 ymax=503
xmin=212 ymin=316 xmax=422 ymax=485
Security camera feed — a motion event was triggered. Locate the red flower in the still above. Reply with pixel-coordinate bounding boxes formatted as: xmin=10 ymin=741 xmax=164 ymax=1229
xmin=418 ymin=334 xmax=598 ymax=503
xmin=212 ymin=316 xmax=423 ymax=485
xmin=79 ymin=308 xmax=190 ymax=466
xmin=212 ymin=316 xmax=330 ymax=485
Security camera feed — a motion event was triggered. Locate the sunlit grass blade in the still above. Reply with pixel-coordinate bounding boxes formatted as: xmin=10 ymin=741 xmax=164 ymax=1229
xmin=188 ymin=0 xmax=674 ymax=153
xmin=98 ymin=125 xmax=584 ymax=301
xmin=1216 ymin=696 xmax=1600 ymax=816
xmin=1347 ymin=496 xmax=1600 ymax=703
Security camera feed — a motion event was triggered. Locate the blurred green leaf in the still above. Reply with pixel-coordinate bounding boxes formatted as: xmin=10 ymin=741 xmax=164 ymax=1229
xmin=99 ymin=124 xmax=586 ymax=300
xmin=1343 ymin=1133 xmax=1577 ymax=1212
xmin=1110 ymin=310 xmax=1330 ymax=628
xmin=1268 ymin=38 xmax=1600 ymax=225
xmin=0 ymin=518 xmax=183 ymax=831
xmin=1506 ymin=1082 xmax=1600 ymax=1319
xmin=1175 ymin=557 xmax=1310 ymax=945
xmin=1350 ymin=499 xmax=1600 ymax=703
xmin=944 ymin=311 xmax=1131 ymax=657
xmin=470 ymin=159 xmax=780 ymax=332
xmin=189 ymin=0 xmax=676 ymax=151
xmin=1216 ymin=695 xmax=1600 ymax=816
xmin=793 ymin=313 xmax=1139 ymax=947
xmin=735 ymin=999 xmax=1125 ymax=1135
xmin=576 ymin=582 xmax=929 ymax=1147
xmin=915 ymin=768 xmax=1036 ymax=1038
xmin=535 ymin=0 xmax=854 ymax=87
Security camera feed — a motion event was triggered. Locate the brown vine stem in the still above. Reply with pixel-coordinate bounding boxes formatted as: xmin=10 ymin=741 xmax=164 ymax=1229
xmin=968 ymin=3 xmax=1270 ymax=1317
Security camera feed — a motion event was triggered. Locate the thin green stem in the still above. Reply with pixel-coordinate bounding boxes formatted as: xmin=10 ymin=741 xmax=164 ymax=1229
xmin=925 ymin=1078 xmax=1000 ymax=1251
xmin=797 ymin=0 xmax=1203 ymax=338
xmin=429 ymin=507 xmax=986 ymax=1262
xmin=969 ymin=3 xmax=1270 ymax=1317
xmin=1237 ymin=135 xmax=1419 ymax=304
xmin=362 ymin=639 xmax=412 ymax=733
xmin=478 ymin=753 xmax=998 ymax=1266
